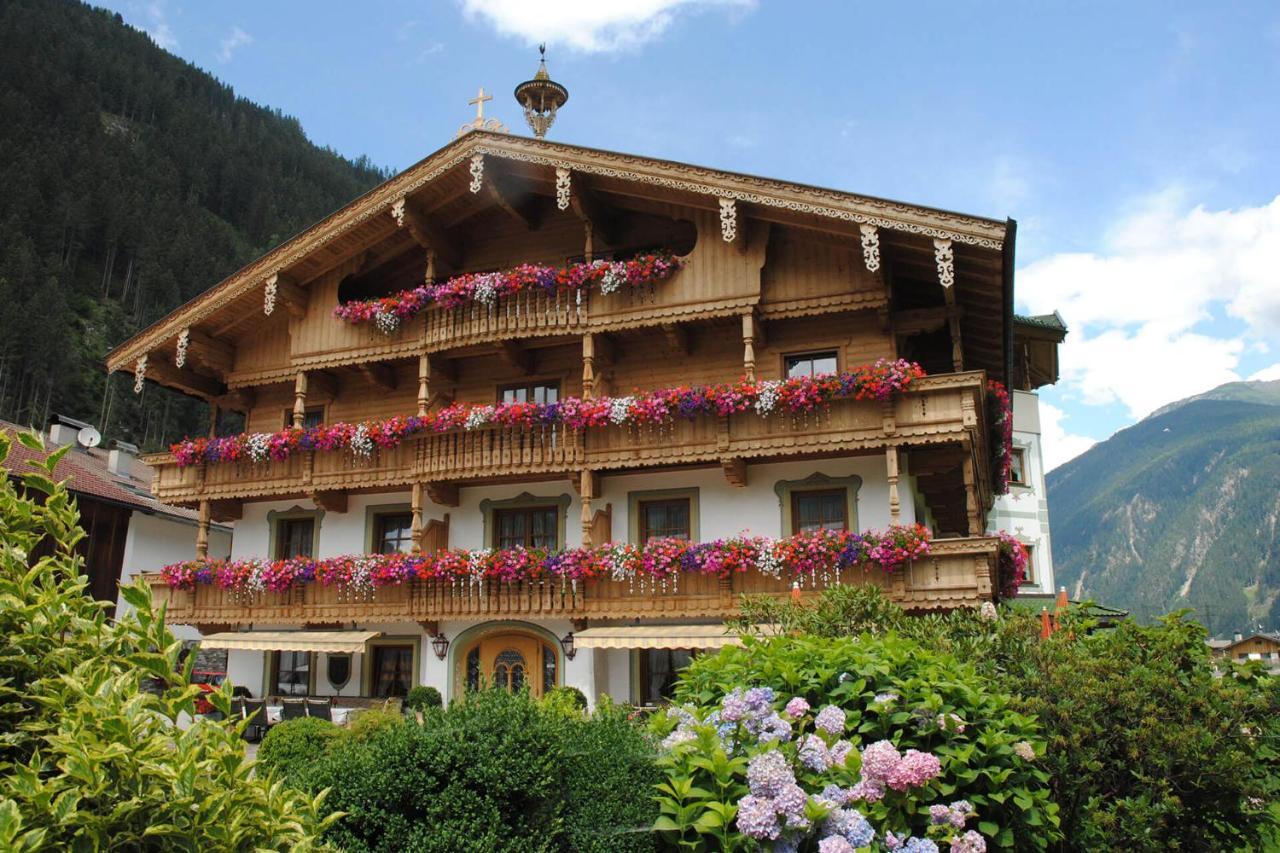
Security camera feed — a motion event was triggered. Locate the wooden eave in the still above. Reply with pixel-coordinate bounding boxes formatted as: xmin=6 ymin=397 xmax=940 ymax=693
xmin=105 ymin=131 xmax=1011 ymax=393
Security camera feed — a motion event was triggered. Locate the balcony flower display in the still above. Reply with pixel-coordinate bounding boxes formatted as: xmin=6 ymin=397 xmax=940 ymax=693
xmin=992 ymin=530 xmax=1028 ymax=598
xmin=169 ymin=359 xmax=927 ymax=468
xmin=987 ymin=380 xmax=1013 ymax=494
xmin=331 ymin=251 xmax=685 ymax=332
xmin=158 ymin=524 xmax=932 ymax=596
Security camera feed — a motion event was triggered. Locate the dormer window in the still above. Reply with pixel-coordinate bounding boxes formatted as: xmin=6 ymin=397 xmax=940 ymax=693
xmin=784 ymin=350 xmax=838 ymax=378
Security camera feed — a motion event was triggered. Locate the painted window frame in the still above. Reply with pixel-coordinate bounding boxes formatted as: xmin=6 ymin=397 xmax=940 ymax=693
xmin=1009 ymin=447 xmax=1029 ymax=487
xmin=363 ymin=502 xmax=414 ymax=554
xmin=773 ymin=473 xmax=861 ymax=538
xmin=361 ymin=635 xmax=421 ymax=698
xmin=631 ymin=647 xmax=697 ymax=706
xmin=266 ymin=506 xmax=325 ymax=560
xmin=498 ymin=380 xmax=562 ymax=405
xmin=479 ymin=492 xmax=572 ymax=550
xmin=267 ymin=650 xmax=315 ymax=698
xmin=627 ymin=487 xmax=700 ymax=545
xmin=789 ymin=487 xmax=849 ymax=534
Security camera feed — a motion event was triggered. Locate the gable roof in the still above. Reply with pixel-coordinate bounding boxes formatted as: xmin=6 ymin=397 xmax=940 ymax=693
xmin=104 ymin=130 xmax=1011 ymax=376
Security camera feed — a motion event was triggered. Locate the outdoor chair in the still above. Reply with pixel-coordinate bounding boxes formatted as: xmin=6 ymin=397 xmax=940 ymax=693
xmin=306 ymin=697 xmax=333 ymax=722
xmin=280 ymin=698 xmax=307 ymax=722
xmin=241 ymin=699 xmax=267 ymax=742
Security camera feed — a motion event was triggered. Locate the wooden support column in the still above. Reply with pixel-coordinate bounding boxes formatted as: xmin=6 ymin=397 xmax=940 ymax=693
xmin=580 ymin=470 xmax=595 ymax=548
xmin=292 ymin=371 xmax=307 ymax=428
xmin=411 ymin=482 xmax=425 ymax=550
xmin=961 ymin=454 xmax=982 ymax=536
xmin=582 ymin=334 xmax=596 ymax=399
xmin=742 ymin=313 xmax=758 ymax=381
xmin=417 ymin=354 xmax=430 ymax=416
xmin=195 ymin=499 xmax=211 ymax=559
xmin=207 ymin=403 xmax=219 ymax=438
xmin=944 ymin=286 xmax=964 ymax=371
xmin=886 ymin=446 xmax=901 ymax=523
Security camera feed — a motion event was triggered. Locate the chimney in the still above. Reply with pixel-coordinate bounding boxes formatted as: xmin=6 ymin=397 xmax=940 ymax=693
xmin=48 ymin=414 xmax=94 ymax=447
xmin=107 ymin=440 xmax=141 ymax=478
xmin=1234 ymin=632 xmax=1244 ymax=643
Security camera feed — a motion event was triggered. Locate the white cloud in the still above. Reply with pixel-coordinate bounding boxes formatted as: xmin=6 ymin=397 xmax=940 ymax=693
xmin=459 ymin=0 xmax=756 ymax=52
xmin=145 ymin=1 xmax=177 ymax=50
xmin=1249 ymin=363 xmax=1280 ymax=382
xmin=1019 ymin=192 xmax=1280 ymax=419
xmin=1039 ymin=402 xmax=1096 ymax=472
xmin=217 ymin=26 xmax=252 ymax=63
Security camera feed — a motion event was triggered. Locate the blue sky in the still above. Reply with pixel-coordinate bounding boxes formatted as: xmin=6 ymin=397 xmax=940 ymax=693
xmin=96 ymin=1 xmax=1280 ymax=468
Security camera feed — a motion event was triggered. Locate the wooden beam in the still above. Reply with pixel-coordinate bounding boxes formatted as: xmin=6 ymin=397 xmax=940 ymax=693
xmin=214 ymin=387 xmax=255 ymax=414
xmin=267 ymin=273 xmax=308 ymax=319
xmin=307 ymin=371 xmax=339 ymax=399
xmin=426 ymin=481 xmax=459 ymax=508
xmin=660 ymin=323 xmax=689 ymax=356
xmin=400 ymin=202 xmax=462 ymax=269
xmin=721 ymin=457 xmax=747 ymax=488
xmin=184 ymin=330 xmax=234 ymax=376
xmin=568 ymin=173 xmax=619 ymax=244
xmin=312 ymin=490 xmax=348 ymax=513
xmin=358 ymin=362 xmax=397 ymax=391
xmin=486 ymin=174 xmax=536 ymax=230
xmin=498 ymin=340 xmax=534 ymax=375
xmin=145 ymin=358 xmax=224 ymax=400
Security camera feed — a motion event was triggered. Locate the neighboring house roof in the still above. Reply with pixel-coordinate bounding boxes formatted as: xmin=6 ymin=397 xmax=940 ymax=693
xmin=1013 ymin=311 xmax=1068 ymax=334
xmin=1216 ymin=632 xmax=1280 ymax=652
xmin=0 ymin=421 xmax=225 ymax=526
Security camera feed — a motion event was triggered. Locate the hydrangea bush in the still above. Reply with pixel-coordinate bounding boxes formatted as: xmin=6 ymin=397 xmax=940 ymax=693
xmin=664 ymin=634 xmax=1059 ymax=850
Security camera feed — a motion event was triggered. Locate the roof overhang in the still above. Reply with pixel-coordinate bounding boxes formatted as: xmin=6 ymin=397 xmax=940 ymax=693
xmin=104 ymin=131 xmax=1010 ymax=378
xmin=573 ymin=623 xmax=750 ymax=650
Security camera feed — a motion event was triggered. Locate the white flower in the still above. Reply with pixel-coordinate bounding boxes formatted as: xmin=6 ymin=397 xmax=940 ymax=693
xmin=350 ymin=423 xmax=374 ymax=459
xmin=608 ymin=396 xmax=634 ymax=424
xmin=600 ymin=261 xmax=628 ymax=295
xmin=979 ymin=601 xmax=999 ymax=622
xmin=374 ymin=310 xmax=400 ymax=334
xmin=465 ymin=406 xmax=494 ymax=430
xmin=472 ymin=274 xmax=499 ymax=306
xmin=1013 ymin=740 xmax=1035 ymax=761
xmin=756 ymin=538 xmax=783 ymax=578
xmin=754 ymin=380 xmax=782 ymax=416
xmin=245 ymin=433 xmax=271 ymax=463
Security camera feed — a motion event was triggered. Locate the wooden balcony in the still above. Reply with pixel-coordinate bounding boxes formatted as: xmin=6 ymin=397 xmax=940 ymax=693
xmin=144 ymin=535 xmax=997 ymax=629
xmin=144 ymin=372 xmax=990 ymax=506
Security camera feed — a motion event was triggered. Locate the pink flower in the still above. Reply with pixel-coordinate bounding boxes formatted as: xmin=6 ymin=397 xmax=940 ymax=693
xmin=784 ymin=697 xmax=810 ymax=718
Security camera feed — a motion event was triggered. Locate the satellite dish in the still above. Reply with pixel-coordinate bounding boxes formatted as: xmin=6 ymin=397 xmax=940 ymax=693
xmin=77 ymin=427 xmax=102 ymax=448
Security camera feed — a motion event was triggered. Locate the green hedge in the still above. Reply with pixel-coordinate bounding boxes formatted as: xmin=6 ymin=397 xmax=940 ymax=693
xmin=257 ymin=716 xmax=344 ymax=783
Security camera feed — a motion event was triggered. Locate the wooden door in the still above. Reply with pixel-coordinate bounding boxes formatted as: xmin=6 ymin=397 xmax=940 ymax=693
xmin=479 ymin=634 xmax=543 ymax=698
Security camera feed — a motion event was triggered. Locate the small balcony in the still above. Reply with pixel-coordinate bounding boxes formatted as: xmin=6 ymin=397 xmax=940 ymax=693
xmin=143 ymin=535 xmax=998 ymax=629
xmin=143 ymin=372 xmax=991 ymax=507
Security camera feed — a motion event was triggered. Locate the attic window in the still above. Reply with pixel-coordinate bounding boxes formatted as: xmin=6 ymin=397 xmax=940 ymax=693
xmin=337 ymin=270 xmax=404 ymax=305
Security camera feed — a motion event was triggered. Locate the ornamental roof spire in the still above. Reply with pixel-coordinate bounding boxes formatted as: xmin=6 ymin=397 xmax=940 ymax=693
xmin=456 ymin=85 xmax=509 ymax=138
xmin=514 ymin=44 xmax=569 ymax=139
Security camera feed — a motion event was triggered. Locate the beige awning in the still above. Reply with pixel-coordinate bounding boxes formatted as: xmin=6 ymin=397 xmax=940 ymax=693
xmin=573 ymin=624 xmax=743 ymax=650
xmin=199 ymin=631 xmax=381 ymax=654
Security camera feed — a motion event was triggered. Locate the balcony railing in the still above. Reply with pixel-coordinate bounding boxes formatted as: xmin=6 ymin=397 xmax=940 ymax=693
xmin=144 ymin=372 xmax=988 ymax=505
xmin=143 ymin=535 xmax=997 ymax=629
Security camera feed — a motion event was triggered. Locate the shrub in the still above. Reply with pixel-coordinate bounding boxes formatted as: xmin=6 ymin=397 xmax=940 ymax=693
xmin=543 ymin=685 xmax=589 ymax=716
xmin=300 ymin=688 xmax=657 ymax=852
xmin=0 ymin=431 xmax=335 ymax=849
xmin=405 ymin=685 xmax=442 ymax=712
xmin=347 ymin=706 xmax=404 ymax=741
xmin=667 ymin=633 xmax=1058 ymax=850
xmin=258 ymin=716 xmax=345 ymax=783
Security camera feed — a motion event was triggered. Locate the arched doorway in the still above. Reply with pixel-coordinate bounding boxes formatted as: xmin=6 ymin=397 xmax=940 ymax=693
xmin=457 ymin=627 xmax=559 ymax=699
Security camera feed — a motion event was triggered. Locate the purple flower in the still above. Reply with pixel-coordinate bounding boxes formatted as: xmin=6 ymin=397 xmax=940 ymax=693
xmin=722 ymin=689 xmax=749 ymax=722
xmin=824 ymin=807 xmax=875 ymax=847
xmin=817 ymin=784 xmax=849 ymax=807
xmin=952 ymin=831 xmax=987 ymax=853
xmin=736 ymin=795 xmax=781 ymax=840
xmin=847 ymin=779 xmax=885 ymax=803
xmin=775 ymin=782 xmax=810 ymax=829
xmin=929 ymin=804 xmax=952 ymax=825
xmin=818 ymin=837 xmax=855 ymax=853
xmin=859 ymin=740 xmax=901 ymax=784
xmin=798 ymin=734 xmax=833 ymax=772
xmin=814 ymin=705 xmax=846 ymax=735
xmin=830 ymin=740 xmax=853 ymax=767
xmin=900 ymin=839 xmax=939 ymax=853
xmin=784 ymin=696 xmax=810 ymax=718
xmin=747 ymin=750 xmax=795 ymax=798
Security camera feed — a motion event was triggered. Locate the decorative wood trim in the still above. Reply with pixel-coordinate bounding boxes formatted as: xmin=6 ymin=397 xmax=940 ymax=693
xmin=426 ymin=481 xmax=460 ymax=508
xmin=721 ymin=457 xmax=747 ymax=488
xmin=773 ymin=472 xmax=862 ymax=537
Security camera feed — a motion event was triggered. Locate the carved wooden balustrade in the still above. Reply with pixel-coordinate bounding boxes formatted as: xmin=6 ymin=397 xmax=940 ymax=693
xmin=422 ymin=289 xmax=591 ymax=351
xmin=144 ymin=535 xmax=997 ymax=629
xmin=143 ymin=372 xmax=989 ymax=506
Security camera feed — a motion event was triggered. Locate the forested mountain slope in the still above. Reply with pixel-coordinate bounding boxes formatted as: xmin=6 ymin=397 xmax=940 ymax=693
xmin=0 ymin=0 xmax=388 ymax=448
xmin=1048 ymin=380 xmax=1280 ymax=634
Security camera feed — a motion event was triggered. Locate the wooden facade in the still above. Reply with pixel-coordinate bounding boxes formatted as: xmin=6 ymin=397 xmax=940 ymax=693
xmin=105 ymin=131 xmax=1032 ymax=620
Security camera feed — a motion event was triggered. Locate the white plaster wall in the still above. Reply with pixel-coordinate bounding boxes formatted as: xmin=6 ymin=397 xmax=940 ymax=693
xmin=117 ymin=512 xmax=231 ymax=640
xmin=989 ymin=390 xmax=1056 ymax=594
xmin=226 ymin=649 xmax=264 ymax=696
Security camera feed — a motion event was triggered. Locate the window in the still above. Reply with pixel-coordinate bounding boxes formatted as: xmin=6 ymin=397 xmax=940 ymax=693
xmin=784 ymin=350 xmax=838 ymax=379
xmin=374 ymin=512 xmax=414 ymax=554
xmin=638 ymin=649 xmax=695 ymax=706
xmin=639 ymin=498 xmax=691 ymax=542
xmin=494 ymin=506 xmax=560 ymax=549
xmin=283 ymin=407 xmax=325 ymax=429
xmin=272 ymin=651 xmax=310 ymax=697
xmin=1009 ymin=449 xmax=1027 ymax=486
xmin=326 ymin=654 xmax=352 ymax=690
xmin=791 ymin=489 xmax=848 ymax=534
xmin=275 ymin=517 xmax=315 ymax=559
xmin=371 ymin=644 xmax=413 ymax=698
xmin=499 ymin=382 xmax=559 ymax=405
xmin=1022 ymin=544 xmax=1036 ymax=585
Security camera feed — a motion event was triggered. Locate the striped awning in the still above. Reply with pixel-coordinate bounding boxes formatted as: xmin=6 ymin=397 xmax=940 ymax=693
xmin=199 ymin=631 xmax=380 ymax=654
xmin=573 ymin=624 xmax=743 ymax=650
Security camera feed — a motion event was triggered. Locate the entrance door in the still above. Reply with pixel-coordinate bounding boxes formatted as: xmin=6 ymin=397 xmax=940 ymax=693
xmin=478 ymin=634 xmax=545 ymax=698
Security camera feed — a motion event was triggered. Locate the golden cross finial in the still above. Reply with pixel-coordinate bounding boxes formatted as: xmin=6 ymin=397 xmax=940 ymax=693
xmin=468 ymin=87 xmax=493 ymax=121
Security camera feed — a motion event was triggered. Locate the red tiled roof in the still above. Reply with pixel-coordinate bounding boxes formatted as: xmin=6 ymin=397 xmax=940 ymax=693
xmin=0 ymin=421 xmax=201 ymax=521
